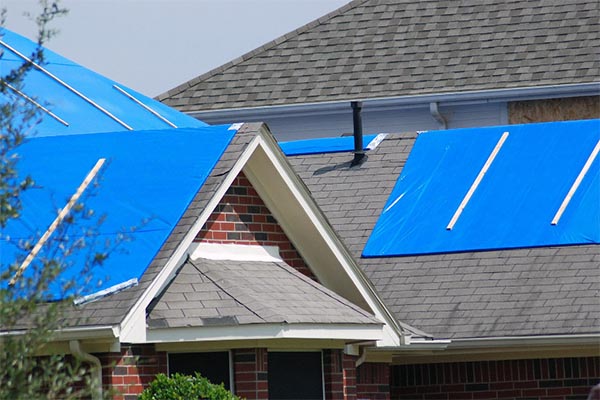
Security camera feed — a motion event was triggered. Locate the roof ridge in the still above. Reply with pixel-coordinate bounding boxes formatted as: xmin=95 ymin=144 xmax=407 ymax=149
xmin=156 ymin=0 xmax=369 ymax=101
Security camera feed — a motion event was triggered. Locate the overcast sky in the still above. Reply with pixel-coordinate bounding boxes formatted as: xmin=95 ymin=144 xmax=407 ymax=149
xmin=1 ymin=0 xmax=347 ymax=97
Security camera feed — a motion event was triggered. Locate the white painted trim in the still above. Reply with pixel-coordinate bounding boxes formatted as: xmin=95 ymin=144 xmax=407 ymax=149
xmin=121 ymin=125 xmax=404 ymax=347
xmin=1 ymin=325 xmax=120 ymax=341
xmin=119 ymin=135 xmax=262 ymax=343
xmin=246 ymin=128 xmax=405 ymax=347
xmin=147 ymin=323 xmax=383 ymax=343
xmin=448 ymin=334 xmax=600 ymax=349
xmin=190 ymin=242 xmax=282 ymax=262
xmin=189 ymin=82 xmax=600 ymax=119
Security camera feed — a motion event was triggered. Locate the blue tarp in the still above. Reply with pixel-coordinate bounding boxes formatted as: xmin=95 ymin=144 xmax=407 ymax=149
xmin=0 ymin=29 xmax=207 ymax=136
xmin=280 ymin=134 xmax=379 ymax=156
xmin=363 ymin=119 xmax=600 ymax=257
xmin=1 ymin=124 xmax=237 ymax=299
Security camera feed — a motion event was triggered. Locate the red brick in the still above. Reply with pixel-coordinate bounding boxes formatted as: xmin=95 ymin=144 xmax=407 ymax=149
xmin=523 ymin=388 xmax=546 ymax=395
xmin=490 ymin=382 xmax=513 ymax=390
xmin=473 ymin=392 xmax=497 ymax=399
xmin=513 ymin=380 xmax=536 ymax=388
xmin=546 ymin=387 xmax=572 ymax=395
xmin=236 ymin=382 xmax=258 ymax=391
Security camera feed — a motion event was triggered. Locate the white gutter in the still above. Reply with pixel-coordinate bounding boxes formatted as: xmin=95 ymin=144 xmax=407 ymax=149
xmin=0 ymin=325 xmax=120 ymax=341
xmin=378 ymin=333 xmax=600 ymax=354
xmin=448 ymin=334 xmax=600 ymax=349
xmin=190 ymin=82 xmax=600 ymax=119
xmin=69 ymin=340 xmax=102 ymax=400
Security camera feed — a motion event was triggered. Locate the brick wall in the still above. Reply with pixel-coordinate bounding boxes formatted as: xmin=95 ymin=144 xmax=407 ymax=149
xmin=233 ymin=348 xmax=269 ymax=400
xmin=97 ymin=344 xmax=167 ymax=400
xmin=391 ymin=356 xmax=600 ymax=400
xmin=196 ymin=171 xmax=315 ymax=279
xmin=323 ymin=350 xmax=361 ymax=400
xmin=357 ymin=362 xmax=390 ymax=400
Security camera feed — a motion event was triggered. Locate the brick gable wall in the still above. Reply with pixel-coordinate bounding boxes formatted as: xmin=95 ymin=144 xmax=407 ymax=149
xmin=196 ymin=171 xmax=316 ymax=280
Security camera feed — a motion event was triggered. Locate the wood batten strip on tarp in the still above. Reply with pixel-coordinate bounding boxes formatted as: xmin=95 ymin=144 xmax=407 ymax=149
xmin=446 ymin=131 xmax=509 ymax=231
xmin=9 ymin=158 xmax=106 ymax=285
xmin=551 ymin=139 xmax=600 ymax=225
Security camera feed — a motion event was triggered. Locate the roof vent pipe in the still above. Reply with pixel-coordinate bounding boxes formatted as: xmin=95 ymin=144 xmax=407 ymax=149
xmin=351 ymin=101 xmax=365 ymax=166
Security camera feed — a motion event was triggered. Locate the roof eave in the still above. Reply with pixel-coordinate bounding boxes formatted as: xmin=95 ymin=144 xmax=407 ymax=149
xmin=188 ymin=82 xmax=600 ymax=119
xmin=146 ymin=322 xmax=384 ymax=344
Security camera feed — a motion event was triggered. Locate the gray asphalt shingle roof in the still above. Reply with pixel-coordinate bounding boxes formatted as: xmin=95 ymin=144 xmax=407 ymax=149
xmin=159 ymin=0 xmax=600 ymax=112
xmin=287 ymin=134 xmax=600 ymax=339
xmin=147 ymin=257 xmax=380 ymax=328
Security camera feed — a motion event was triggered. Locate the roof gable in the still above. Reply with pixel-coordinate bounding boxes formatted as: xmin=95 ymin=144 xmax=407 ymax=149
xmin=160 ymin=0 xmax=600 ymax=112
xmin=0 ymin=29 xmax=206 ymax=136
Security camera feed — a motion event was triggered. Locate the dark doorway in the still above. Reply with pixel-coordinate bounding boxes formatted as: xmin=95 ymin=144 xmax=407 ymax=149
xmin=168 ymin=351 xmax=231 ymax=390
xmin=268 ymin=351 xmax=323 ymax=399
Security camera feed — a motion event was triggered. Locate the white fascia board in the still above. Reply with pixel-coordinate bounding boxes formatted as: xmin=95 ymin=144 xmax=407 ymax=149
xmin=146 ymin=323 xmax=383 ymax=344
xmin=373 ymin=334 xmax=600 ymax=355
xmin=189 ymin=82 xmax=600 ymax=120
xmin=1 ymin=325 xmax=120 ymax=341
xmin=119 ymin=134 xmax=263 ymax=343
xmin=448 ymin=334 xmax=600 ymax=350
xmin=244 ymin=128 xmax=404 ymax=347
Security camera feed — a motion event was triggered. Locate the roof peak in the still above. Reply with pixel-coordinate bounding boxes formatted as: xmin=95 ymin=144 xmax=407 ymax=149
xmin=156 ymin=0 xmax=366 ymax=102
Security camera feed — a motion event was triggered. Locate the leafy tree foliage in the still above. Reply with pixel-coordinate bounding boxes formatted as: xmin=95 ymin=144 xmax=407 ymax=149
xmin=0 ymin=2 xmax=112 ymax=399
xmin=139 ymin=373 xmax=242 ymax=400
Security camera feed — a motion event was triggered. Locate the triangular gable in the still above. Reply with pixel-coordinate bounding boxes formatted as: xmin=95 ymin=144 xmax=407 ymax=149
xmin=118 ymin=124 xmax=404 ymax=346
xmin=196 ymin=171 xmax=316 ymax=280
xmin=0 ymin=29 xmax=207 ymax=136
xmin=363 ymin=119 xmax=600 ymax=256
xmin=2 ymin=124 xmax=237 ymax=300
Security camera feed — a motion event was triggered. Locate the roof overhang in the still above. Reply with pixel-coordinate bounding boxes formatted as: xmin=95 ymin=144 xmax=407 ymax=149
xmin=364 ymin=333 xmax=600 ymax=365
xmin=189 ymin=82 xmax=600 ymax=120
xmin=147 ymin=323 xmax=383 ymax=345
xmin=118 ymin=123 xmax=404 ymax=347
xmin=0 ymin=325 xmax=121 ymax=354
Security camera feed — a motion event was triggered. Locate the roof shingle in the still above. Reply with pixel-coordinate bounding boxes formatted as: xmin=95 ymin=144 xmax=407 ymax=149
xmin=287 ymin=133 xmax=600 ymax=339
xmin=160 ymin=0 xmax=600 ymax=112
xmin=147 ymin=257 xmax=380 ymax=328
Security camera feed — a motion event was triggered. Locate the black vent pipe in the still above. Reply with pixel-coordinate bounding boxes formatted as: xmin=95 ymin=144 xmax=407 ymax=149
xmin=351 ymin=101 xmax=365 ymax=166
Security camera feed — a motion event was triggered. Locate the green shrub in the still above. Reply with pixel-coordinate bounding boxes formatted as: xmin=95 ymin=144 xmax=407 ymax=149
xmin=138 ymin=373 xmax=242 ymax=400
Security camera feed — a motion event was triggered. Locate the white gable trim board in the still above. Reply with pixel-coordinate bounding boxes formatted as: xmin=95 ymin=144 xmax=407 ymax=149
xmin=242 ymin=126 xmax=407 ymax=347
xmin=118 ymin=131 xmax=259 ymax=343
xmin=118 ymin=124 xmax=399 ymax=347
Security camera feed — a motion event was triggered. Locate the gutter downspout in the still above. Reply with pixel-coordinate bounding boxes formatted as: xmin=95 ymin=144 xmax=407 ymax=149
xmin=355 ymin=348 xmax=368 ymax=368
xmin=69 ymin=340 xmax=102 ymax=400
xmin=429 ymin=101 xmax=447 ymax=129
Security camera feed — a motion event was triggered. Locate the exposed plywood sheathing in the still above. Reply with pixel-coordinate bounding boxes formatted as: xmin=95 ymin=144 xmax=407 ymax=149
xmin=509 ymin=96 xmax=600 ymax=124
